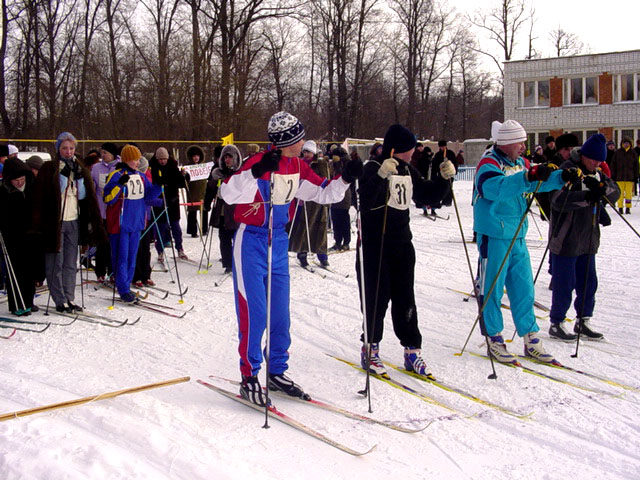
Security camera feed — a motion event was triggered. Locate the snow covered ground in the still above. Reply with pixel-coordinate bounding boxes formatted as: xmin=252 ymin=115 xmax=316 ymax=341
xmin=1 ymin=181 xmax=639 ymax=479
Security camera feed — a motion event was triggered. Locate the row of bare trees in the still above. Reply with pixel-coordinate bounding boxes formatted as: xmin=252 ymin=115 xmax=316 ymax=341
xmin=1 ymin=0 xmax=579 ymax=145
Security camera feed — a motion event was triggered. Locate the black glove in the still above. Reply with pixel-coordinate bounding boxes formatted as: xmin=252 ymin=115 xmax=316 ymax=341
xmin=528 ymin=163 xmax=557 ymax=182
xmin=118 ymin=172 xmax=130 ymax=185
xmin=561 ymin=167 xmax=582 ymax=185
xmin=251 ymin=150 xmax=281 ymax=178
xmin=341 ymin=159 xmax=363 ymax=183
xmin=583 ymin=175 xmax=607 ymax=202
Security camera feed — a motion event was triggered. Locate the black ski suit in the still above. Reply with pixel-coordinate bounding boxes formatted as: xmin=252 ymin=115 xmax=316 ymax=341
xmin=356 ymin=157 xmax=450 ymax=347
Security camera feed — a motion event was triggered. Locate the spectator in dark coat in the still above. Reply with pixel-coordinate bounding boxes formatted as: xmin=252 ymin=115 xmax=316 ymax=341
xmin=543 ymin=135 xmax=556 ymax=162
xmin=184 ymin=145 xmax=208 ymax=237
xmin=149 ymin=147 xmax=188 ymax=261
xmin=429 ymin=140 xmax=458 ymax=214
xmin=0 ymin=158 xmax=40 ymax=315
xmin=548 ymin=134 xmax=620 ymax=341
xmin=609 ymin=137 xmax=639 ymax=214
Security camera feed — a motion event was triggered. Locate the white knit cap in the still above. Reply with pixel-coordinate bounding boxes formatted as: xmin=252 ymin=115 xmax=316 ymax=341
xmin=302 ymin=140 xmax=317 ymax=154
xmin=494 ymin=120 xmax=527 ymax=146
xmin=8 ymin=144 xmax=18 ymax=155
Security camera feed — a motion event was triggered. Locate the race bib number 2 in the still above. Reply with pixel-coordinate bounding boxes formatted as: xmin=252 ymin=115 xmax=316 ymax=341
xmin=271 ymin=173 xmax=300 ymax=205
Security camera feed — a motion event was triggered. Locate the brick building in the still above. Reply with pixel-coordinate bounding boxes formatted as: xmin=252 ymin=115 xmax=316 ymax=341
xmin=504 ymin=49 xmax=640 ymax=149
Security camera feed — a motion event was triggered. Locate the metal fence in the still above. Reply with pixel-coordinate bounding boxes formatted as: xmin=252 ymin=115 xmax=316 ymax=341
xmin=455 ymin=166 xmax=476 ymax=182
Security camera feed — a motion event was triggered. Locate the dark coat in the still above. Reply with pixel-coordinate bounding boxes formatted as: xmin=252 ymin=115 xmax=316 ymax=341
xmin=288 ymin=156 xmax=330 ymax=254
xmin=609 ymin=147 xmax=639 ymax=182
xmin=149 ymin=155 xmax=186 ymax=222
xmin=32 ymin=155 xmax=106 ymax=253
xmin=209 ymin=144 xmax=242 ymax=230
xmin=430 ymin=149 xmax=457 ymax=207
xmin=184 ymin=145 xmax=207 ymax=212
xmin=549 ymin=150 xmax=620 ymax=257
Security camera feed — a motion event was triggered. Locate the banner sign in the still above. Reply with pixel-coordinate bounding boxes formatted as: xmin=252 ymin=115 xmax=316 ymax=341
xmin=183 ymin=162 xmax=214 ymax=181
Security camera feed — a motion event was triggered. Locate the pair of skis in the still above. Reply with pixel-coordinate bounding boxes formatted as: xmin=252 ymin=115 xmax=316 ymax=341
xmin=198 ymin=373 xmax=431 ymax=457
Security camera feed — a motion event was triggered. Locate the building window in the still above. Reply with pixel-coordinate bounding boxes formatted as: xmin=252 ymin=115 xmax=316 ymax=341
xmin=518 ymin=80 xmax=550 ymax=107
xmin=613 ymin=73 xmax=639 ymax=102
xmin=564 ymin=77 xmax=598 ymax=105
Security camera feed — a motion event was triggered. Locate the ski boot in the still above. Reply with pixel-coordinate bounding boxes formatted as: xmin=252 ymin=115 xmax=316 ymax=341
xmin=67 ymin=302 xmax=83 ymax=313
xmin=574 ymin=317 xmax=604 ymax=341
xmin=404 ymin=347 xmax=434 ymax=380
xmin=178 ymin=250 xmax=189 ymax=260
xmin=360 ymin=343 xmax=387 ymax=376
xmin=268 ymin=373 xmax=310 ymax=400
xmin=523 ymin=332 xmax=556 ymax=363
xmin=240 ymin=375 xmax=270 ymax=407
xmin=549 ymin=321 xmax=577 ymax=342
xmin=488 ymin=335 xmax=518 ymax=364
xmin=297 ymin=252 xmax=309 ymax=268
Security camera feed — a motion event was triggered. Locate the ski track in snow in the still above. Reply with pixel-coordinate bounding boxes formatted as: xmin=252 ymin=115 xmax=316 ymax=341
xmin=1 ymin=182 xmax=639 ymax=479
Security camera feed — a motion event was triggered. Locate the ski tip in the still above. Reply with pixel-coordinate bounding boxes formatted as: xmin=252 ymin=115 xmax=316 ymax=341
xmin=178 ymin=300 xmax=184 ymax=304
xmin=108 ymin=306 xmax=114 ymax=310
xmin=452 ymin=353 xmax=462 ymax=357
xmin=512 ymin=360 xmax=523 ymax=367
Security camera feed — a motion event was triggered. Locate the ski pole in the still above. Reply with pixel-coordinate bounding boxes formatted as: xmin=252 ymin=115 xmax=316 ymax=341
xmin=354 ymin=176 xmax=374 ymax=411
xmin=457 ymin=181 xmax=543 ymax=357
xmin=110 ymin=183 xmax=127 ymax=310
xmin=449 ymin=182 xmax=497 ymax=380
xmin=78 ymin=246 xmax=85 ymax=309
xmin=602 ymin=195 xmax=640 ymax=240
xmin=572 ymin=203 xmax=599 ymax=358
xmin=151 ymin=206 xmax=175 ymax=283
xmin=0 ymin=231 xmax=28 ymax=315
xmin=529 ymin=205 xmax=543 ymax=240
xmin=263 ymin=172 xmax=276 ymax=429
xmin=159 ymin=179 xmax=185 ymax=304
xmin=357 ymin=150 xmax=392 ymax=410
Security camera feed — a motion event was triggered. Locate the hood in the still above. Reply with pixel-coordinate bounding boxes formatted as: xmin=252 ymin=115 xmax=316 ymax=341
xmin=2 ymin=157 xmax=33 ymax=182
xmin=185 ymin=145 xmax=206 ymax=165
xmin=220 ymin=144 xmax=242 ymax=171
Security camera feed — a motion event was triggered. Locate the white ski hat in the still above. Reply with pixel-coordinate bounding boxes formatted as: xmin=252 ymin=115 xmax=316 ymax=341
xmin=302 ymin=140 xmax=317 ymax=155
xmin=8 ymin=144 xmax=18 ymax=155
xmin=493 ymin=120 xmax=527 ymax=146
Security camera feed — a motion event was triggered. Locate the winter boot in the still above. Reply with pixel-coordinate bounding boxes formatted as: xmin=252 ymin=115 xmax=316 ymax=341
xmin=523 ymin=332 xmax=556 ymax=363
xmin=158 ymin=252 xmax=165 ymax=264
xmin=133 ymin=280 xmax=144 ymax=288
xmin=488 ymin=335 xmax=517 ymax=364
xmin=67 ymin=302 xmax=83 ymax=313
xmin=240 ymin=375 xmax=270 ymax=407
xmin=143 ymin=279 xmax=156 ymax=286
xmin=619 ymin=207 xmax=624 ymax=214
xmin=360 ymin=343 xmax=387 ymax=376
xmin=268 ymin=373 xmax=310 ymax=400
xmin=574 ymin=317 xmax=604 ymax=341
xmin=317 ymin=254 xmax=329 ymax=267
xmin=297 ymin=252 xmax=309 ymax=268
xmin=626 ymin=208 xmax=631 ymax=215
xmin=120 ymin=292 xmax=139 ymax=304
xmin=328 ymin=243 xmax=341 ymax=251
xmin=403 ymin=347 xmax=434 ymax=379
xmin=341 ymin=243 xmax=350 ymax=251
xmin=178 ymin=249 xmax=189 ymax=260
xmin=549 ymin=321 xmax=577 ymax=342
xmin=55 ymin=304 xmax=68 ymax=313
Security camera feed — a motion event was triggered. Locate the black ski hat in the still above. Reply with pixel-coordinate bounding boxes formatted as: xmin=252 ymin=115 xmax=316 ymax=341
xmin=100 ymin=142 xmax=119 ymax=157
xmin=2 ymin=157 xmax=32 ymax=181
xmin=555 ymin=133 xmax=580 ymax=150
xmin=382 ymin=124 xmax=416 ymax=158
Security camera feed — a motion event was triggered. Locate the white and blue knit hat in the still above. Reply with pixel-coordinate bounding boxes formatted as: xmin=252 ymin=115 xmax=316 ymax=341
xmin=268 ymin=111 xmax=305 ymax=148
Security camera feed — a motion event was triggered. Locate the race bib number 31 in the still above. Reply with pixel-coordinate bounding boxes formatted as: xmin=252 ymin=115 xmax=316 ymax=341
xmin=388 ymin=175 xmax=412 ymax=210
xmin=272 ymin=173 xmax=300 ymax=205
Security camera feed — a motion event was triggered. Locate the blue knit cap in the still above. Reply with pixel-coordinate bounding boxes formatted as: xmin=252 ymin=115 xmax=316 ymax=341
xmin=55 ymin=132 xmax=77 ymax=153
xmin=580 ymin=133 xmax=606 ymax=162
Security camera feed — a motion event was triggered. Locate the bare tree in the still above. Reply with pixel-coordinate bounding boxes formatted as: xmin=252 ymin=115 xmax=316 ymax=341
xmin=549 ymin=27 xmax=584 ymax=57
xmin=469 ymin=0 xmax=530 ymax=76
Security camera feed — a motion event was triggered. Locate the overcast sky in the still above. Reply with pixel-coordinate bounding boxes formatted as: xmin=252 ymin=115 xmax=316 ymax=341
xmin=450 ymin=0 xmax=639 ymax=70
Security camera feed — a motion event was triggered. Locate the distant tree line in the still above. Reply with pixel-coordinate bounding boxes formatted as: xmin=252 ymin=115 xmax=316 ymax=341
xmin=1 ymin=0 xmax=579 ymax=144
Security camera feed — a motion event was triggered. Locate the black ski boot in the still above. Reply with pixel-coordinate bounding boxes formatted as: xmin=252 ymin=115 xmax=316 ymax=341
xmin=549 ymin=321 xmax=577 ymax=342
xmin=268 ymin=373 xmax=311 ymax=400
xmin=68 ymin=302 xmax=83 ymax=313
xmin=574 ymin=317 xmax=604 ymax=341
xmin=240 ymin=375 xmax=270 ymax=407
xmin=297 ymin=252 xmax=309 ymax=268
